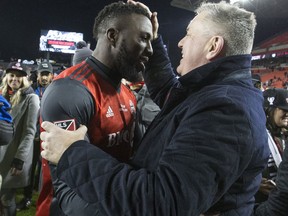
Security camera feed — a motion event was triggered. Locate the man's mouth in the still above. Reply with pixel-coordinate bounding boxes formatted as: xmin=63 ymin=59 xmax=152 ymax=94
xmin=137 ymin=56 xmax=149 ymax=72
xmin=139 ymin=56 xmax=149 ymax=65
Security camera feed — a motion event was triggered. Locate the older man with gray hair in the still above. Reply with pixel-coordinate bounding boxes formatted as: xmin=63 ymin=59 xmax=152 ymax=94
xmin=40 ymin=1 xmax=270 ymax=215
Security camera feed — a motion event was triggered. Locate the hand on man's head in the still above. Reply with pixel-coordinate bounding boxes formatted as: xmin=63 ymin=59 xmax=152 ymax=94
xmin=127 ymin=0 xmax=159 ymax=39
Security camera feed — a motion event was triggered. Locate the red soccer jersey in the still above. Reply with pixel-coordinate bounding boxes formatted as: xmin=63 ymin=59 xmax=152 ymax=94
xmin=36 ymin=57 xmax=137 ymax=216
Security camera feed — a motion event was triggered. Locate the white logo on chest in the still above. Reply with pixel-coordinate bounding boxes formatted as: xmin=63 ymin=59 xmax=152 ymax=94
xmin=106 ymin=106 xmax=114 ymax=117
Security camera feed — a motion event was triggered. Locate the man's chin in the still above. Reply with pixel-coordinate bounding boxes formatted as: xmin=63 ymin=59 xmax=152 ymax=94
xmin=176 ymin=65 xmax=183 ymax=76
xmin=125 ymin=72 xmax=143 ymax=83
xmin=136 ymin=62 xmax=145 ymax=73
xmin=41 ymin=83 xmax=48 ymax=87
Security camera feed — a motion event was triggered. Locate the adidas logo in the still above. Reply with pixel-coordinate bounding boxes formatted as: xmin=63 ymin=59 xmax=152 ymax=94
xmin=106 ymin=106 xmax=114 ymax=118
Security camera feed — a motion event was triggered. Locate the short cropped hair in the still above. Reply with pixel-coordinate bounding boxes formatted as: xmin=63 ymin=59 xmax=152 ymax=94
xmin=195 ymin=1 xmax=257 ymax=56
xmin=93 ymin=1 xmax=150 ymax=40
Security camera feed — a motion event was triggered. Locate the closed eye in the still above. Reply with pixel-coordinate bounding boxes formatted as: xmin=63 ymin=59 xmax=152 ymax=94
xmin=140 ymin=33 xmax=152 ymax=42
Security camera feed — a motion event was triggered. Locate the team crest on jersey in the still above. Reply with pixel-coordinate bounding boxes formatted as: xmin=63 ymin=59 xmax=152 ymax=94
xmin=120 ymin=104 xmax=128 ymax=112
xmin=53 ymin=119 xmax=76 ymax=131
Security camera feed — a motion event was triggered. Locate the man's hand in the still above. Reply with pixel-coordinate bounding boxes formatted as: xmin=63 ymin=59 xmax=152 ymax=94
xmin=10 ymin=167 xmax=22 ymax=176
xmin=259 ymin=178 xmax=276 ymax=195
xmin=127 ymin=0 xmax=159 ymax=39
xmin=40 ymin=121 xmax=87 ymax=164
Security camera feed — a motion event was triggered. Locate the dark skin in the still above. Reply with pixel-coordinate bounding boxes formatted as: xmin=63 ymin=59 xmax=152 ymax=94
xmin=92 ymin=13 xmax=153 ymax=83
xmin=41 ymin=10 xmax=155 ymax=165
xmin=259 ymin=178 xmax=276 ymax=195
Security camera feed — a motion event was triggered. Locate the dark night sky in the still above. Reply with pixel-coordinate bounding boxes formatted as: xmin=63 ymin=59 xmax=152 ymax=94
xmin=0 ymin=0 xmax=287 ymax=66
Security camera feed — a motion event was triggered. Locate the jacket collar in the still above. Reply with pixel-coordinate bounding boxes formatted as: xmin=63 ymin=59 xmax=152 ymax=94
xmin=178 ymin=54 xmax=252 ymax=88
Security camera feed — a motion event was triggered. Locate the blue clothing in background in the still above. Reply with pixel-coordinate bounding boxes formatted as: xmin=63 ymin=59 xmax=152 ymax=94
xmin=0 ymin=95 xmax=12 ymax=123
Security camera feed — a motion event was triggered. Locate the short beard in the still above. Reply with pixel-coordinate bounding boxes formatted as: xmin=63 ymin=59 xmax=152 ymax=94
xmin=116 ymin=41 xmax=142 ymax=83
xmin=40 ymin=81 xmax=49 ymax=87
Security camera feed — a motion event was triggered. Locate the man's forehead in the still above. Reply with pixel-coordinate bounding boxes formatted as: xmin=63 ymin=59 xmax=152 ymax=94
xmin=187 ymin=13 xmax=206 ymax=31
xmin=126 ymin=13 xmax=151 ymax=26
xmin=186 ymin=21 xmax=194 ymax=33
xmin=123 ymin=14 xmax=152 ymax=34
xmin=39 ymin=71 xmax=51 ymax=75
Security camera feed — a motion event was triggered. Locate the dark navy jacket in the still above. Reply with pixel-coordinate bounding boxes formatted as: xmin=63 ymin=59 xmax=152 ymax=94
xmin=55 ymin=37 xmax=270 ymax=216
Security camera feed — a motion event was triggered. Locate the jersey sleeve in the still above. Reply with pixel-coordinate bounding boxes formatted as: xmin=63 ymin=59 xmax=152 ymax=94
xmin=40 ymin=78 xmax=94 ymax=129
xmin=41 ymin=78 xmax=95 ymax=215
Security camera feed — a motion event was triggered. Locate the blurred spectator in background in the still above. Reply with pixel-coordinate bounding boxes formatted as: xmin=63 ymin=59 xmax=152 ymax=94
xmin=0 ymin=61 xmax=39 ymax=216
xmin=53 ymin=65 xmax=66 ymax=78
xmin=28 ymin=70 xmax=38 ymax=86
xmin=33 ymin=61 xmax=54 ymax=100
xmin=16 ymin=61 xmax=53 ymax=211
xmin=0 ymin=95 xmax=14 ymax=215
xmin=0 ymin=95 xmax=14 ymax=146
xmin=252 ymin=73 xmax=263 ymax=90
xmin=0 ymin=95 xmax=14 ymax=181
xmin=254 ymin=125 xmax=288 ymax=216
xmin=72 ymin=40 xmax=93 ymax=66
xmin=122 ymin=74 xmax=160 ymax=140
xmin=0 ymin=69 xmax=4 ymax=84
xmin=255 ymin=88 xmax=288 ymax=207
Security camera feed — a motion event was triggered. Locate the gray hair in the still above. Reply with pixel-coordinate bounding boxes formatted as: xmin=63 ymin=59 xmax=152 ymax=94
xmin=195 ymin=1 xmax=256 ymax=56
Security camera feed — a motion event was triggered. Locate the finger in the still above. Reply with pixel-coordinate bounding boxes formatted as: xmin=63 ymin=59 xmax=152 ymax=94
xmin=127 ymin=0 xmax=136 ymax=4
xmin=151 ymin=12 xmax=159 ymax=39
xmin=10 ymin=168 xmax=17 ymax=176
xmin=152 ymin=12 xmax=158 ymax=23
xmin=15 ymin=169 xmax=21 ymax=176
xmin=267 ymin=185 xmax=276 ymax=189
xmin=40 ymin=131 xmax=47 ymax=142
xmin=77 ymin=125 xmax=88 ymax=138
xmin=41 ymin=141 xmax=47 ymax=150
xmin=41 ymin=121 xmax=57 ymax=132
xmin=41 ymin=149 xmax=48 ymax=161
xmin=41 ymin=150 xmax=57 ymax=165
xmin=127 ymin=0 xmax=152 ymax=17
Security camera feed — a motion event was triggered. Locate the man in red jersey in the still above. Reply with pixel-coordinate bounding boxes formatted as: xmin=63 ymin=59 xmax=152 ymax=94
xmin=36 ymin=2 xmax=154 ymax=215
xmin=40 ymin=0 xmax=272 ymax=215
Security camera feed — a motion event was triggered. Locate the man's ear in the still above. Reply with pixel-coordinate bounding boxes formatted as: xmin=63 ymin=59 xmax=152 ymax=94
xmin=206 ymin=36 xmax=224 ymax=60
xmin=106 ymin=28 xmax=119 ymax=47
